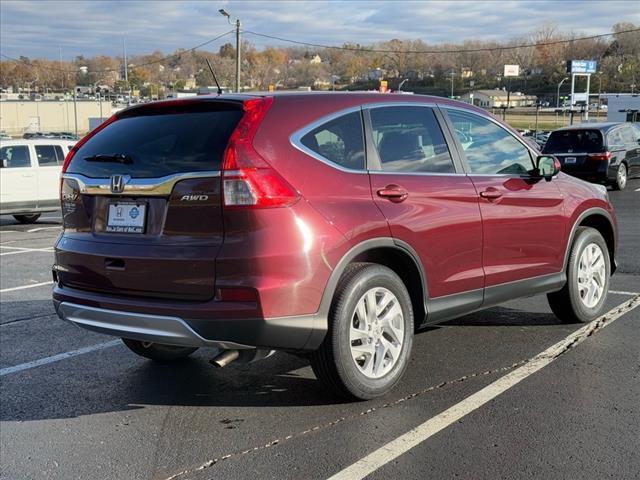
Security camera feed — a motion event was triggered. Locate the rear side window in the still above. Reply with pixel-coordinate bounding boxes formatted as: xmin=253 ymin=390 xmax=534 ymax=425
xmin=543 ymin=129 xmax=604 ymax=153
xmin=300 ymin=111 xmax=365 ymax=170
xmin=0 ymin=146 xmax=31 ymax=168
xmin=68 ymin=104 xmax=243 ymax=178
xmin=35 ymin=145 xmax=65 ymax=166
xmin=369 ymin=106 xmax=454 ymax=173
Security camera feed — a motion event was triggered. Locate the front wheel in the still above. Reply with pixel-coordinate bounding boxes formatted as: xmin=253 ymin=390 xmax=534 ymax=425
xmin=311 ymin=263 xmax=414 ymax=400
xmin=13 ymin=214 xmax=41 ymax=224
xmin=547 ymin=227 xmax=610 ymax=323
xmin=122 ymin=338 xmax=198 ymax=362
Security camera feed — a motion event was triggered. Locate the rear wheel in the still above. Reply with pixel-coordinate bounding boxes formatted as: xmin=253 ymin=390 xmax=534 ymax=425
xmin=311 ymin=263 xmax=413 ymax=400
xmin=547 ymin=227 xmax=610 ymax=323
xmin=612 ymin=162 xmax=627 ymax=190
xmin=122 ymin=338 xmax=198 ymax=362
xmin=13 ymin=214 xmax=41 ymax=224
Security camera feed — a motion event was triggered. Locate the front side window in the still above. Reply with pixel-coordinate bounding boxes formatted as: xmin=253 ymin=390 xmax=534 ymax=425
xmin=446 ymin=109 xmax=533 ymax=175
xmin=35 ymin=145 xmax=65 ymax=166
xmin=0 ymin=146 xmax=31 ymax=168
xmin=369 ymin=106 xmax=454 ymax=173
xmin=299 ymin=111 xmax=365 ymax=170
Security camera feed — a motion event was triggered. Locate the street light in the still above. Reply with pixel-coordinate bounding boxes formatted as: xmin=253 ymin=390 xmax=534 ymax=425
xmin=219 ymin=9 xmax=241 ymax=93
xmin=557 ymin=77 xmax=568 ymax=109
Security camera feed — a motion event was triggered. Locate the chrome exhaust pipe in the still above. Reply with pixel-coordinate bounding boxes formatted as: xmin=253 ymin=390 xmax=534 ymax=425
xmin=210 ymin=349 xmax=240 ymax=368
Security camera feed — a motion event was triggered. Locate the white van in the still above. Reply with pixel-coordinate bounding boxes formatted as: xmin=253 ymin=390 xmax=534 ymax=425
xmin=0 ymin=139 xmax=75 ymax=223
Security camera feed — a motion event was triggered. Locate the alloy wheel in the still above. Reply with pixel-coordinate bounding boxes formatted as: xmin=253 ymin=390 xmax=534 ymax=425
xmin=349 ymin=287 xmax=404 ymax=379
xmin=577 ymin=242 xmax=606 ymax=308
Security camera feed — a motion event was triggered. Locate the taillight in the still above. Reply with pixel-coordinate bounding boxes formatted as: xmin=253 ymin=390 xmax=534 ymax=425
xmin=222 ymin=97 xmax=299 ymax=208
xmin=587 ymin=151 xmax=612 ymax=161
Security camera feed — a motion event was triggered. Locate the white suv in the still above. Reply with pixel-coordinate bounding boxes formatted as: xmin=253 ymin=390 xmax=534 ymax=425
xmin=0 ymin=139 xmax=75 ymax=223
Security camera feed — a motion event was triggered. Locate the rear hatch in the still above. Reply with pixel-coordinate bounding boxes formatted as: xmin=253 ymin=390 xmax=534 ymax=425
xmin=542 ymin=129 xmax=605 ymax=172
xmin=57 ymin=99 xmax=243 ymax=301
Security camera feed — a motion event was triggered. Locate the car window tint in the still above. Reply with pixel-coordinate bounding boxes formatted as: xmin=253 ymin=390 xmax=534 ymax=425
xmin=369 ymin=106 xmax=454 ymax=173
xmin=446 ymin=109 xmax=532 ymax=175
xmin=300 ymin=111 xmax=365 ymax=170
xmin=69 ymin=104 xmax=243 ymax=178
xmin=35 ymin=145 xmax=59 ymax=166
xmin=545 ymin=129 xmax=604 ymax=153
xmin=0 ymin=146 xmax=31 ymax=168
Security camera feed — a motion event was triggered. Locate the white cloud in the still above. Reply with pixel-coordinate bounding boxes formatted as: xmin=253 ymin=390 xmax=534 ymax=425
xmin=1 ymin=0 xmax=638 ymax=59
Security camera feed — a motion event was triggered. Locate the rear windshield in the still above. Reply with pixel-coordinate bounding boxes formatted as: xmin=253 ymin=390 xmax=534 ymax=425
xmin=542 ymin=129 xmax=604 ymax=154
xmin=68 ymin=103 xmax=243 ymax=178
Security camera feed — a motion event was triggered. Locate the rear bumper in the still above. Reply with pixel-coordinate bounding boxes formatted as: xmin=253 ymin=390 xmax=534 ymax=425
xmin=53 ymin=284 xmax=326 ymax=351
xmin=560 ymin=162 xmax=618 ymax=183
xmin=56 ymin=301 xmax=252 ymax=349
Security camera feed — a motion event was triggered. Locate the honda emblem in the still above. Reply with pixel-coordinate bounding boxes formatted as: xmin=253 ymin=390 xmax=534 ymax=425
xmin=110 ymin=175 xmax=129 ymax=193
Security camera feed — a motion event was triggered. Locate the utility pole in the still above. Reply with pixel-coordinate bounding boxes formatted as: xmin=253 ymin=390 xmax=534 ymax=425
xmin=72 ymin=87 xmax=78 ymax=138
xmin=450 ymin=69 xmax=455 ymax=98
xmin=219 ymin=9 xmax=241 ymax=93
xmin=235 ymin=18 xmax=241 ymax=92
xmin=123 ymin=40 xmax=129 ymax=105
xmin=59 ymin=46 xmax=64 ymax=90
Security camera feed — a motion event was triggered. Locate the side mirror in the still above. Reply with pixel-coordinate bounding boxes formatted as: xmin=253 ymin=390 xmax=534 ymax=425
xmin=535 ymin=155 xmax=561 ymax=181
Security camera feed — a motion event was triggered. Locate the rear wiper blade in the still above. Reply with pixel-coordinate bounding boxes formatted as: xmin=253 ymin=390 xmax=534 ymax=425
xmin=83 ymin=153 xmax=133 ymax=164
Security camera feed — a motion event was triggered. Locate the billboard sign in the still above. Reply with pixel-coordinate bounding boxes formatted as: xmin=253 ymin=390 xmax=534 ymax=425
xmin=504 ymin=64 xmax=520 ymax=77
xmin=567 ymin=60 xmax=597 ymax=74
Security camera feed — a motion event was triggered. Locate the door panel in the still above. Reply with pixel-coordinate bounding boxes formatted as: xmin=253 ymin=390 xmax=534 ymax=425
xmin=34 ymin=145 xmax=65 ymax=207
xmin=442 ymin=107 xmax=567 ymax=287
xmin=0 ymin=144 xmax=38 ymax=212
xmin=366 ymin=105 xmax=484 ymax=300
xmin=371 ymin=173 xmax=484 ymax=297
xmin=470 ymin=176 xmax=566 ymax=286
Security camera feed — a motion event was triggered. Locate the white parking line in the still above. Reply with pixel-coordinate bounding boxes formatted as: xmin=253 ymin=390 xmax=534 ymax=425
xmin=0 ymin=246 xmax=54 ymax=256
xmin=0 ymin=340 xmax=121 ymax=376
xmin=27 ymin=226 xmax=61 ymax=233
xmin=329 ymin=295 xmax=640 ymax=480
xmin=610 ymin=290 xmax=639 ymax=296
xmin=0 ymin=281 xmax=54 ymax=293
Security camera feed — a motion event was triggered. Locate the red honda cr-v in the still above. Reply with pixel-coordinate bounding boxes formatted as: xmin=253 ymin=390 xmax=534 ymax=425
xmin=53 ymin=93 xmax=617 ymax=399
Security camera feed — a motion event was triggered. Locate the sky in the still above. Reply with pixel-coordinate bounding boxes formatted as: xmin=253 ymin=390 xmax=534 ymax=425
xmin=1 ymin=0 xmax=639 ymax=60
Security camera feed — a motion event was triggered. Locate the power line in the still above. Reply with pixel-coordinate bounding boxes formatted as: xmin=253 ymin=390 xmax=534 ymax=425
xmin=243 ymin=27 xmax=640 ymax=54
xmin=0 ymin=30 xmax=234 ymax=75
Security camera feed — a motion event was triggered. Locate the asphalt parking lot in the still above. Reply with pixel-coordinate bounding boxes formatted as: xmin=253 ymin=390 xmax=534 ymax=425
xmin=1 ymin=180 xmax=639 ymax=480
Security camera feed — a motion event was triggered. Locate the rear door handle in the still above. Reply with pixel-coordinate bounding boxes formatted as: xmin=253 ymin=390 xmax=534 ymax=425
xmin=479 ymin=188 xmax=503 ymax=200
xmin=377 ymin=185 xmax=408 ymax=203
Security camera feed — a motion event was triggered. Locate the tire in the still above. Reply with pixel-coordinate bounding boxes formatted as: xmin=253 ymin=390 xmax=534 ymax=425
xmin=13 ymin=213 xmax=41 ymax=224
xmin=611 ymin=162 xmax=627 ymax=190
xmin=122 ymin=338 xmax=198 ymax=362
xmin=547 ymin=227 xmax=610 ymax=323
xmin=311 ymin=263 xmax=414 ymax=400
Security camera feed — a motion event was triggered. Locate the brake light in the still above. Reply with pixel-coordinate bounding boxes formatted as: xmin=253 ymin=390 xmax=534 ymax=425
xmin=61 ymin=114 xmax=118 ymax=173
xmin=222 ymin=97 xmax=299 ymax=208
xmin=587 ymin=151 xmax=612 ymax=161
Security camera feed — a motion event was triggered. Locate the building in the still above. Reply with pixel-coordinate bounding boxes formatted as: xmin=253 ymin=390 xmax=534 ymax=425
xmin=461 ymin=89 xmax=537 ymax=108
xmin=603 ymin=94 xmax=640 ymax=122
xmin=0 ymin=99 xmax=112 ymax=136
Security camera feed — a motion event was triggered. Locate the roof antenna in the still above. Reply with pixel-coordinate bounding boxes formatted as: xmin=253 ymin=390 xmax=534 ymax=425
xmin=205 ymin=58 xmax=223 ymax=95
